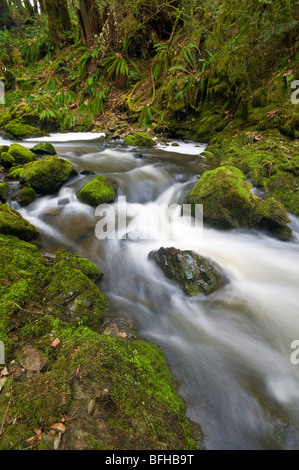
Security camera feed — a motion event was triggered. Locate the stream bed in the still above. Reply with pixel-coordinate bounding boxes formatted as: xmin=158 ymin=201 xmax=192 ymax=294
xmin=3 ymin=133 xmax=299 ymax=450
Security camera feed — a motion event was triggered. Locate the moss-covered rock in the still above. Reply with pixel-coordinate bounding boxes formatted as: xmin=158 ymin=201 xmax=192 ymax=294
xmin=77 ymin=175 xmax=118 ymax=207
xmin=15 ymin=186 xmax=37 ymax=207
xmin=149 ymin=247 xmax=227 ymax=296
xmin=0 ymin=145 xmax=9 ymax=155
xmin=206 ymin=128 xmax=299 ymax=216
xmin=7 ymin=166 xmax=24 ymax=180
xmin=31 ymin=142 xmax=56 ymax=155
xmin=0 ymin=203 xmax=39 ymax=241
xmin=8 ymin=143 xmax=35 ymax=164
xmin=186 ymin=165 xmax=293 ymax=240
xmin=0 ymin=183 xmax=8 ymax=202
xmin=46 ymin=250 xmax=109 ymax=328
xmin=4 ymin=120 xmax=48 ymax=139
xmin=0 ymin=235 xmax=199 ymax=450
xmin=0 ymin=112 xmax=12 ymax=128
xmin=124 ymin=132 xmax=156 ymax=147
xmin=0 ymin=151 xmax=15 ymax=168
xmin=21 ymin=156 xmax=75 ymax=194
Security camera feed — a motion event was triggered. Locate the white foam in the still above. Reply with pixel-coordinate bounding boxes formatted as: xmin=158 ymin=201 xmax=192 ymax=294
xmin=24 ymin=132 xmax=105 ymax=142
xmin=155 ymin=140 xmax=207 ymax=155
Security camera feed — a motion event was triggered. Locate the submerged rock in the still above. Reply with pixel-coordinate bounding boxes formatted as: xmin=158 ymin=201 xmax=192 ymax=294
xmin=0 ymin=202 xmax=39 ymax=241
xmin=77 ymin=175 xmax=118 ymax=207
xmin=186 ymin=165 xmax=293 ymax=241
xmin=149 ymin=247 xmax=227 ymax=296
xmin=21 ymin=156 xmax=75 ymax=194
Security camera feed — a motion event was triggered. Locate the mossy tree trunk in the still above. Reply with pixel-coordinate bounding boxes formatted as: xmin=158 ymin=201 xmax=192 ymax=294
xmin=76 ymin=0 xmax=101 ymax=46
xmin=0 ymin=0 xmax=15 ymax=30
xmin=44 ymin=0 xmax=72 ymax=52
xmin=23 ymin=0 xmax=35 ymax=16
xmin=38 ymin=0 xmax=46 ymax=14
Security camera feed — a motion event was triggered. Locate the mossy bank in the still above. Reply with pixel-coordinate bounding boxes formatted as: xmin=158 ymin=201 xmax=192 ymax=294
xmin=0 ymin=222 xmax=200 ymax=450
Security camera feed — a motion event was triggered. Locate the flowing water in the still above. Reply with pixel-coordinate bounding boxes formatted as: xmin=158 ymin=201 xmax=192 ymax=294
xmin=3 ymin=133 xmax=299 ymax=450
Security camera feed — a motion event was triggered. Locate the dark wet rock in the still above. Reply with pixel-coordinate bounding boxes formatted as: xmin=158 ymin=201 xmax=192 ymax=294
xmin=58 ymin=197 xmax=70 ymax=206
xmin=149 ymin=247 xmax=227 ymax=296
xmin=135 ymin=153 xmax=147 ymax=159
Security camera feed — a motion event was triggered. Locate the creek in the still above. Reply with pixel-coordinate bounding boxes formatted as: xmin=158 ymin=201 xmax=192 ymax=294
xmin=3 ymin=133 xmax=299 ymax=450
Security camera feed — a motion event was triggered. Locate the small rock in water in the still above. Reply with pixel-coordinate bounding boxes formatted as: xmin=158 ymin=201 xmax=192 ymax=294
xmin=149 ymin=247 xmax=227 ymax=297
xmin=58 ymin=197 xmax=71 ymax=206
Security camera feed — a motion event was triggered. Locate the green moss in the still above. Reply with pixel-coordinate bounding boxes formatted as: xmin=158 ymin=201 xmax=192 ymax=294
xmin=13 ymin=369 xmax=72 ymax=428
xmin=77 ymin=175 xmax=117 ymax=207
xmin=15 ymin=186 xmax=37 ymax=207
xmin=0 ymin=145 xmax=9 ymax=154
xmin=21 ymin=156 xmax=75 ymax=194
xmin=31 ymin=142 xmax=57 ymax=155
xmin=50 ymin=329 xmax=198 ymax=450
xmin=4 ymin=120 xmax=47 ymax=139
xmin=7 ymin=166 xmax=24 ymax=179
xmin=46 ymin=250 xmax=109 ymax=328
xmin=1 ymin=151 xmax=16 ymax=168
xmin=8 ymin=143 xmax=35 ymax=164
xmin=0 ymin=112 xmax=12 ymax=128
xmin=207 ymin=128 xmax=299 ymax=216
xmin=186 ymin=165 xmax=292 ymax=240
xmin=0 ymin=183 xmax=8 ymax=202
xmin=0 ymin=203 xmax=39 ymax=241
xmin=125 ymin=132 xmax=156 ymax=147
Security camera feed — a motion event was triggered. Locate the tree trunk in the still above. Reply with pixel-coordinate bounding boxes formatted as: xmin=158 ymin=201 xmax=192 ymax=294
xmin=44 ymin=0 xmax=72 ymax=51
xmin=0 ymin=0 xmax=15 ymax=30
xmin=38 ymin=0 xmax=46 ymax=15
xmin=23 ymin=0 xmax=35 ymax=16
xmin=76 ymin=0 xmax=101 ymax=46
xmin=44 ymin=0 xmax=60 ymax=51
xmin=59 ymin=0 xmax=72 ymax=31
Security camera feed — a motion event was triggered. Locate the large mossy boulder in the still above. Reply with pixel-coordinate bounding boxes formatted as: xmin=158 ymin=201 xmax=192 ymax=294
xmin=31 ymin=142 xmax=56 ymax=155
xmin=0 ymin=203 xmax=39 ymax=241
xmin=21 ymin=156 xmax=75 ymax=194
xmin=0 ymin=236 xmax=198 ymax=450
xmin=124 ymin=132 xmax=156 ymax=147
xmin=8 ymin=144 xmax=35 ymax=164
xmin=149 ymin=247 xmax=227 ymax=296
xmin=77 ymin=175 xmax=118 ymax=207
xmin=4 ymin=120 xmax=48 ymax=140
xmin=186 ymin=165 xmax=293 ymax=241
